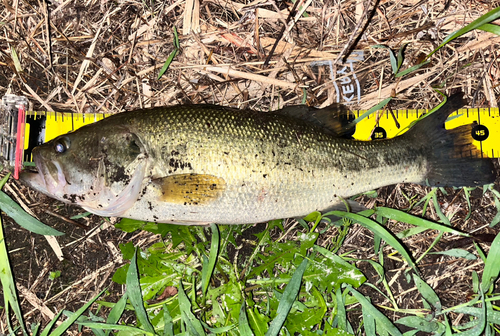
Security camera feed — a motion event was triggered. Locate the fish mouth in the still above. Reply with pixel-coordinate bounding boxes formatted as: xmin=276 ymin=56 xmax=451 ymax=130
xmin=20 ymin=150 xmax=68 ymax=199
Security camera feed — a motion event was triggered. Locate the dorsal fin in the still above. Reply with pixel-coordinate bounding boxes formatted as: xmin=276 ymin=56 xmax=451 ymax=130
xmin=274 ymin=104 xmax=355 ymax=137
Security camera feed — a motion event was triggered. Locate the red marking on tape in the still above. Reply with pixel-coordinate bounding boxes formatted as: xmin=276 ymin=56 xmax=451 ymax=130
xmin=14 ymin=104 xmax=26 ymax=179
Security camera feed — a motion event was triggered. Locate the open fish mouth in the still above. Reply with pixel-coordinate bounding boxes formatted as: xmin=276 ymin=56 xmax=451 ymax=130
xmin=20 ymin=150 xmax=68 ymax=198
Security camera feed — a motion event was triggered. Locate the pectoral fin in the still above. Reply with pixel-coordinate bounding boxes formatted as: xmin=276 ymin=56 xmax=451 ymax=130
xmin=155 ymin=174 xmax=226 ymax=205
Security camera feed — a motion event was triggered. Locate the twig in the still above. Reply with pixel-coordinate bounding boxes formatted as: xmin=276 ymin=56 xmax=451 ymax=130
xmin=263 ymin=0 xmax=300 ymax=67
xmin=43 ymin=209 xmax=89 ymax=230
xmin=202 ymin=65 xmax=298 ymax=89
xmin=17 ymin=283 xmax=55 ymax=320
xmin=334 ymin=0 xmax=380 ymax=64
xmin=42 ymin=0 xmax=53 ymax=68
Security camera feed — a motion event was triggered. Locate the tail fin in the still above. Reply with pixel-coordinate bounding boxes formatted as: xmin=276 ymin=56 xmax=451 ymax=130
xmin=405 ymin=92 xmax=496 ymax=187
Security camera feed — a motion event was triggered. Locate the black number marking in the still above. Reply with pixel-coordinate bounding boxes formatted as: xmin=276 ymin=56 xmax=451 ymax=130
xmin=371 ymin=126 xmax=387 ymax=140
xmin=471 ymin=124 xmax=489 ymax=141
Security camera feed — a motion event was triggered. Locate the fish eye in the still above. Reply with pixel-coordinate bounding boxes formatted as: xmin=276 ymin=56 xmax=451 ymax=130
xmin=54 ymin=137 xmax=70 ymax=154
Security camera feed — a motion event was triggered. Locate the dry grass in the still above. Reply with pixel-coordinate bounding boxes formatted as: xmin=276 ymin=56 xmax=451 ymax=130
xmin=1 ymin=0 xmax=500 ymax=333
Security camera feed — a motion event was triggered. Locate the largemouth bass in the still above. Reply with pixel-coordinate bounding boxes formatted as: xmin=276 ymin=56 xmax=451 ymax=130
xmin=20 ymin=93 xmax=495 ymax=225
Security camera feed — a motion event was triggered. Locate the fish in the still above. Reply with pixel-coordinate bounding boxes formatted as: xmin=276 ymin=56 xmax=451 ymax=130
xmin=20 ymin=93 xmax=496 ymax=225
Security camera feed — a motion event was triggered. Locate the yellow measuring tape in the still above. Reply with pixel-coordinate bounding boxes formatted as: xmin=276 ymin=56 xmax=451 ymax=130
xmin=22 ymin=107 xmax=499 ymax=161
xmin=351 ymin=108 xmax=499 ymax=158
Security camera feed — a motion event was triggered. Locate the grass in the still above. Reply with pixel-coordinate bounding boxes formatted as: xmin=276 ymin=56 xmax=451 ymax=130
xmin=2 ymin=184 xmax=500 ymax=334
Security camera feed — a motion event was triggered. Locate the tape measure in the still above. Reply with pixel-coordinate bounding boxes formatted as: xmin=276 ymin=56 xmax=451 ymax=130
xmin=352 ymin=107 xmax=499 ymax=158
xmin=1 ymin=95 xmax=498 ymax=171
xmin=22 ymin=110 xmax=112 ymax=162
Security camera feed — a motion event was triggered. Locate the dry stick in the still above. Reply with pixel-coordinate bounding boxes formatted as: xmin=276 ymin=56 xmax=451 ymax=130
xmin=380 ymin=22 xmax=434 ymax=42
xmin=184 ymin=0 xmax=194 ymax=35
xmin=72 ymin=11 xmax=109 ymax=97
xmin=254 ymin=9 xmax=264 ymax=59
xmin=375 ymin=6 xmax=390 ymax=33
xmin=42 ymin=0 xmax=52 ymax=68
xmin=334 ymin=0 xmax=380 ymax=65
xmin=203 ymin=66 xmax=297 ymax=90
xmin=43 ymin=209 xmax=89 ymax=230
xmin=263 ymin=0 xmax=300 ymax=67
xmin=22 ymin=82 xmax=54 ymax=111
xmin=17 ymin=283 xmax=55 ymax=320
xmin=486 ymin=44 xmax=498 ymax=108
xmin=471 ymin=51 xmax=495 ymax=108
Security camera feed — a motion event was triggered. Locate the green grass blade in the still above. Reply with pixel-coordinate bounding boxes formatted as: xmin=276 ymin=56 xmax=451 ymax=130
xmin=246 ymin=305 xmax=270 ymax=335
xmin=395 ymin=95 xmax=447 ymax=137
xmin=478 ymin=23 xmax=500 ymax=35
xmin=327 ymin=211 xmax=418 ymax=273
xmin=453 ymin=306 xmax=500 ymax=325
xmin=488 ymin=193 xmax=500 ymax=227
xmin=349 ymin=286 xmax=403 ymax=336
xmin=375 ymin=207 xmax=468 ymax=236
xmin=362 ymin=304 xmax=376 ymax=335
xmin=70 ymin=211 xmax=92 ymax=220
xmin=126 ymin=248 xmax=156 ymax=334
xmin=396 ymin=43 xmax=409 ymax=74
xmin=172 ymin=26 xmax=180 ymax=49
xmin=396 ymin=226 xmax=427 ymax=239
xmin=432 ymin=192 xmax=451 ymax=226
xmin=50 ymin=288 xmax=107 ymax=336
xmin=444 ymin=314 xmax=453 ymax=336
xmin=396 ymin=316 xmax=441 ymax=333
xmin=474 ymin=242 xmax=487 ymax=262
xmin=177 ymin=281 xmax=206 ymax=335
xmin=265 ymin=258 xmax=309 ymax=336
xmin=181 ymin=310 xmax=202 ymax=336
xmin=429 ymin=248 xmax=477 ymax=260
xmin=415 ymin=232 xmax=443 ymax=265
xmin=200 ymin=322 xmax=235 ymax=333
xmin=335 ymin=287 xmax=349 ymax=332
xmin=104 ymin=293 xmax=127 ymax=336
xmin=239 ymin=301 xmax=254 ymax=336
xmin=39 ymin=310 xmax=64 ymax=336
xmin=202 ymin=223 xmax=220 ymax=296
xmin=31 ymin=323 xmax=40 ymax=336
xmin=163 ymin=303 xmax=174 ymax=336
xmin=0 ymin=190 xmax=63 ymax=236
xmin=76 ymin=322 xmax=156 ymax=335
xmin=395 ymin=61 xmax=430 ymax=77
xmin=463 ymin=187 xmax=474 ymax=221
xmin=426 ymin=7 xmax=500 ymax=60
xmin=412 ymin=274 xmax=441 ymax=312
xmin=0 ymin=216 xmax=28 ymax=336
xmin=10 ymin=46 xmax=22 ymax=72
xmin=389 ymin=49 xmax=398 ymax=74
xmin=352 ymin=98 xmax=392 ymax=126
xmin=158 ymin=27 xmax=179 ymax=80
xmin=454 ymin=290 xmax=486 ymax=336
xmin=481 ymin=233 xmax=500 ymax=293
xmin=157 ymin=49 xmax=178 ymax=80
xmin=370 ymin=44 xmax=397 ymax=73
